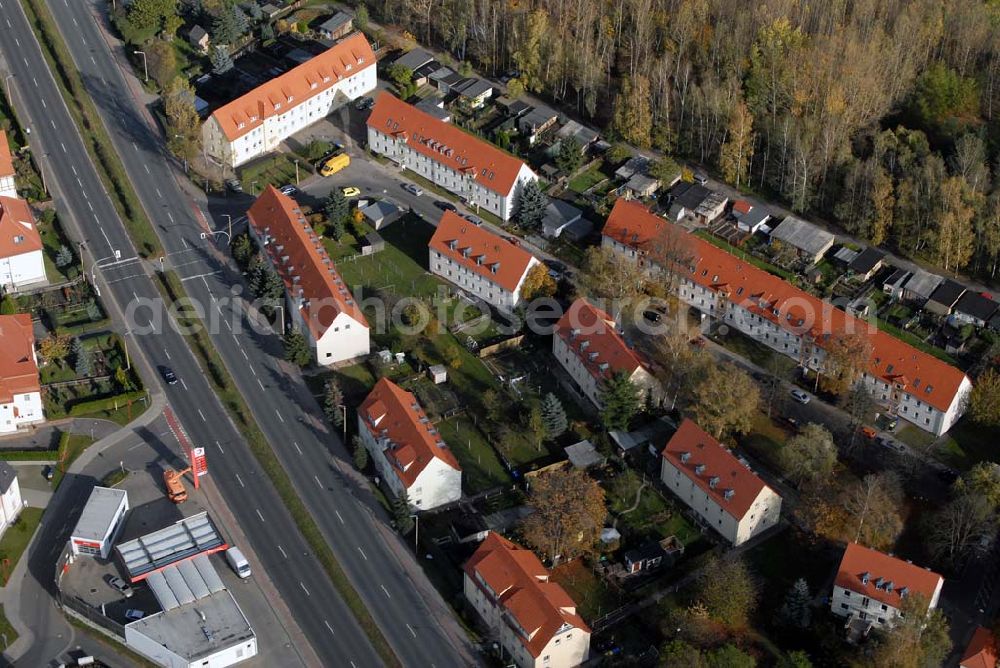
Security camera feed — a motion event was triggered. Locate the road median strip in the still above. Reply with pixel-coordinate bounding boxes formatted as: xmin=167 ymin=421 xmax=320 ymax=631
xmin=19 ymin=0 xmax=161 ymax=258
xmin=153 ymin=270 xmax=400 ymax=668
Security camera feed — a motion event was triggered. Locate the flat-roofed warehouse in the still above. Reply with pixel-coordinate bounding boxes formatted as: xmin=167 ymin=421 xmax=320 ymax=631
xmin=70 ymin=486 xmax=129 ymax=558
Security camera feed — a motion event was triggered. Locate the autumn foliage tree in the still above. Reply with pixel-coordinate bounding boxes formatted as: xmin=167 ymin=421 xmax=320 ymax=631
xmin=520 ymin=467 xmax=606 ymax=561
xmin=689 ymin=363 xmax=759 ymax=440
xmin=779 ymin=423 xmax=837 ymax=486
xmin=819 ymin=333 xmax=873 ymax=397
xmin=969 ymin=368 xmax=1000 ymax=427
xmin=870 ymin=594 xmax=951 ymax=668
xmin=519 ymin=263 xmax=556 ymax=301
xmin=40 ymin=333 xmax=71 ymax=365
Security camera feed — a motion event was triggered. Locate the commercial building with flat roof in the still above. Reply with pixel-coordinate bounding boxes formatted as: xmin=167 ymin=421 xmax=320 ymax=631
xmin=116 ymin=511 xmax=226 ymax=582
xmin=70 ymin=486 xmax=128 ymax=558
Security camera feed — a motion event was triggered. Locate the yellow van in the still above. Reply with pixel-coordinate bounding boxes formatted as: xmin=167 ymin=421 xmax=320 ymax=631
xmin=320 ymin=153 xmax=350 ymax=176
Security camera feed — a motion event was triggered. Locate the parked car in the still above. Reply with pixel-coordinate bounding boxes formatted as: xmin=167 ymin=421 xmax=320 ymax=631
xmin=860 ymin=426 xmax=878 ymax=440
xmin=355 ymin=96 xmax=374 ymax=110
xmin=159 ymin=366 xmax=178 ymax=385
xmin=279 ymin=185 xmax=298 ymax=196
xmin=125 ymin=609 xmax=145 ymax=620
xmin=342 ymin=186 xmax=361 ymax=198
xmin=460 ymin=213 xmax=482 ymax=226
xmin=225 ymin=179 xmax=243 ymax=193
xmin=689 ymin=336 xmax=707 ymax=348
xmin=434 ymin=200 xmax=457 ymax=212
xmin=693 ymin=172 xmax=709 ymax=186
xmin=105 ymin=575 xmax=134 ymax=598
xmin=789 ymin=388 xmax=811 ymax=404
xmin=402 ymin=183 xmax=424 ymax=197
xmin=643 ymin=310 xmax=662 ymax=323
xmin=41 ymin=465 xmax=54 ymax=481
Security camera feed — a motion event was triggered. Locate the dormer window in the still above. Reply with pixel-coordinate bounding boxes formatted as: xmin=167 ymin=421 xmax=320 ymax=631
xmin=708 ymin=476 xmax=719 ymax=489
xmin=694 ymin=464 xmax=705 ymax=475
xmin=237 ymin=122 xmax=245 ymax=129
xmin=275 ymin=102 xmax=282 ymax=110
xmin=323 ymin=75 xmax=331 ymax=82
xmin=287 ymin=95 xmax=293 ymax=103
xmin=679 ymin=452 xmax=690 ymax=463
xmin=310 ymin=82 xmax=317 ymax=89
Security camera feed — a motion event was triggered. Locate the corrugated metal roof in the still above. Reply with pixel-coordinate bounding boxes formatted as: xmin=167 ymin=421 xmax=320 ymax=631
xmin=147 ymin=554 xmax=226 ymax=612
xmin=116 ymin=512 xmax=224 ymax=580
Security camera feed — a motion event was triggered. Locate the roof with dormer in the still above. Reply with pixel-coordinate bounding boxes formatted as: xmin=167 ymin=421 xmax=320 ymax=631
xmin=211 ymin=33 xmax=374 ymax=141
xmin=358 ymin=378 xmax=460 ymax=487
xmin=835 ymin=542 xmax=942 ymax=611
xmin=554 ymin=298 xmax=649 ymax=382
xmin=464 ymin=532 xmax=589 ymax=658
xmin=0 ymin=314 xmax=38 ymax=404
xmin=429 ymin=211 xmax=537 ymax=294
xmin=661 ymin=418 xmax=774 ymax=521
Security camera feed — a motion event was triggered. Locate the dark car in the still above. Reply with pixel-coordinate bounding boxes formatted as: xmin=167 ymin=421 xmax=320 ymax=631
xmin=42 ymin=465 xmax=54 ymax=481
xmin=225 ymin=179 xmax=243 ymax=193
xmin=434 ymin=200 xmax=457 ymax=212
xmin=159 ymin=366 xmax=178 ymax=385
xmin=643 ymin=310 xmax=662 ymax=323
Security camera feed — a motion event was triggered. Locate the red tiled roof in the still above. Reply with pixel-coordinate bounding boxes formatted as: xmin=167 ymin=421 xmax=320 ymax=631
xmin=0 ymin=314 xmax=39 ymax=404
xmin=465 ymin=532 xmax=589 ymax=657
xmin=835 ymin=543 xmax=942 ymax=611
xmin=358 ymin=378 xmax=460 ymax=487
xmin=0 ymin=197 xmax=41 ymax=260
xmin=601 ymin=200 xmax=969 ymax=413
xmin=429 ymin=210 xmax=537 ymax=294
xmin=211 ymin=33 xmax=375 ymax=141
xmin=554 ymin=298 xmax=648 ymax=382
xmin=367 ymin=91 xmax=530 ymax=196
xmin=962 ymin=627 xmax=998 ymax=668
xmin=247 ymin=186 xmax=366 ymax=339
xmin=0 ymin=131 xmax=14 ymax=180
xmin=661 ymin=419 xmax=773 ymax=520
xmin=732 ymin=199 xmax=753 ymax=215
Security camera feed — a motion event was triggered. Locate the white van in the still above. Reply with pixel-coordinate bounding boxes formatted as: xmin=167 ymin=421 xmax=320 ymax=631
xmin=226 ymin=547 xmax=251 ymax=579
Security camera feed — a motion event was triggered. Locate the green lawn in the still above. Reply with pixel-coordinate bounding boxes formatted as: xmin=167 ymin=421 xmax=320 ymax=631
xmin=0 ymin=507 xmax=43 ymax=586
xmin=0 ymin=605 xmax=17 ymax=648
xmin=437 ymin=415 xmax=511 ymax=493
xmin=924 ymin=418 xmax=998 ymax=470
xmin=711 ymin=329 xmax=795 ymax=379
xmin=605 ymin=469 xmax=701 ymax=545
xmin=568 ymin=163 xmax=607 ymax=194
xmin=52 ymin=433 xmax=95 ymax=488
xmin=738 ymin=413 xmax=790 ymax=475
xmin=238 ymin=153 xmax=302 ymax=192
xmin=551 ymin=558 xmax=624 ymax=621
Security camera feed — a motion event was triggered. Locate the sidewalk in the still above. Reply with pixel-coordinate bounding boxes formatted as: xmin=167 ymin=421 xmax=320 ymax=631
xmin=0 ymin=417 xmax=120 ymax=451
xmin=1 ymin=390 xmax=166 ymax=664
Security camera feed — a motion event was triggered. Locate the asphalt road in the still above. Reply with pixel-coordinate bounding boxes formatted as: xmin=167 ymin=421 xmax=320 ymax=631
xmin=0 ymin=2 xmax=388 ymax=665
xmin=15 ymin=1 xmax=475 ymax=665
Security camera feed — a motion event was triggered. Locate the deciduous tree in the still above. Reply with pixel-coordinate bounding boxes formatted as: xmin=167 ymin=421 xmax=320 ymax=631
xmin=706 ymin=645 xmax=756 ymax=668
xmin=40 ymin=333 xmax=70 ymax=364
xmin=819 ymin=333 xmax=873 ymax=397
xmin=955 ymin=461 xmax=1000 ymax=508
xmin=520 ymin=467 xmax=605 ymax=560
xmin=163 ymin=77 xmax=201 ymax=159
xmin=146 ymin=39 xmax=177 ymax=90
xmin=611 ymin=75 xmax=652 ymax=147
xmin=127 ymin=0 xmax=177 ymax=37
xmin=719 ymin=99 xmax=754 ymax=188
xmin=519 ymin=263 xmax=556 ymax=301
xmin=870 ymin=594 xmax=951 ymax=668
xmin=780 ymin=423 xmax=837 ymax=485
xmin=925 ymin=492 xmax=994 ymax=566
xmin=970 ymin=368 xmax=1000 ymax=427
xmin=693 ymin=555 xmax=758 ymax=628
xmin=660 ymin=640 xmax=707 ymax=668
xmin=352 ymin=435 xmax=368 ymax=470
xmin=526 ymin=404 xmax=545 ymax=451
xmin=844 ymin=472 xmax=905 ymax=550
xmin=935 ymin=175 xmax=975 ymax=271
xmin=689 ymin=363 xmax=759 ymax=440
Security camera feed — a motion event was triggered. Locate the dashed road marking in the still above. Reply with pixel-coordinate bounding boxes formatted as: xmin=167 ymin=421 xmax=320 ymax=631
xmin=235 ymin=474 xmax=244 ymax=488
xmin=358 ymin=547 xmax=367 ymax=561
xmin=215 ymin=440 xmax=224 ymax=454
xmin=275 ymin=409 xmax=284 ymax=423
xmin=197 ymin=409 xmax=206 ymax=422
xmin=380 ymin=584 xmax=391 ymax=599
xmin=180 ymin=378 xmax=188 ymax=391
xmin=277 ymin=545 xmax=287 ymax=558
xmin=293 ymin=441 xmax=302 ymax=455
xmin=257 ymin=378 xmax=264 ymax=391
xmin=255 ymin=508 xmax=265 ymax=522
xmin=324 ymin=620 xmax=334 ymax=634
xmin=299 ymin=581 xmax=310 ymax=596
xmin=335 ymin=510 xmax=344 ymax=524
xmin=406 ymin=624 xmax=416 ymax=638
xmin=313 ymin=475 xmax=322 ymax=488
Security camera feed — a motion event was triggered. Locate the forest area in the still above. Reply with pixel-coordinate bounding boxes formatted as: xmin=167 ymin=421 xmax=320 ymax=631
xmin=361 ymin=0 xmax=1000 ymax=282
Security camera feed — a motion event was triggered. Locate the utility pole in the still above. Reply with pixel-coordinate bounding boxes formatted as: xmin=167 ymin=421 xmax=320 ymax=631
xmin=134 ymin=50 xmax=148 ymax=83
xmin=223 ymin=214 xmax=232 ymax=240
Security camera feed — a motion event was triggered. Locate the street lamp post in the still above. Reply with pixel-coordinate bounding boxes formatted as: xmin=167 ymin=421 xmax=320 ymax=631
xmin=275 ymin=303 xmax=285 ymax=334
xmin=122 ymin=330 xmax=132 ymax=371
xmin=410 ymin=514 xmax=419 ymax=553
xmin=294 ymin=159 xmax=300 ymax=185
xmin=251 ymin=180 xmax=258 ymax=196
xmin=223 ymin=214 xmax=232 ymax=240
xmin=338 ymin=404 xmax=347 ymax=440
xmin=4 ymin=74 xmax=13 ymax=102
xmin=134 ymin=50 xmax=148 ymax=83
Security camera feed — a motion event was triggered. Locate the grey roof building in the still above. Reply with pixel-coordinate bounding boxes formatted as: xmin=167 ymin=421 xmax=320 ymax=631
xmin=768 ymin=216 xmax=835 ymax=262
xmin=394 ymin=48 xmax=435 ymax=72
xmin=318 ymin=11 xmax=353 ymax=40
xmin=849 ymin=247 xmax=885 ymax=279
xmin=556 ymin=120 xmax=599 ymax=147
xmin=670 ymin=181 xmax=710 ymax=211
xmin=953 ymin=291 xmax=998 ymax=326
xmin=542 ymin=200 xmax=590 ymax=239
xmin=902 ymin=268 xmax=943 ymax=303
xmin=926 ymin=279 xmax=966 ymax=316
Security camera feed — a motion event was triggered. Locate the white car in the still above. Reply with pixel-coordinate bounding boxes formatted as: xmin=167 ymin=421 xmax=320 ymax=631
xmin=789 ymin=389 xmax=811 ymax=404
xmin=402 ymin=183 xmax=424 ymax=197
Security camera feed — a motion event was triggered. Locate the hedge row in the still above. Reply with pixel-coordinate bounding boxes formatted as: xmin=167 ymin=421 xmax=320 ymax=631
xmin=68 ymin=390 xmax=146 ymax=417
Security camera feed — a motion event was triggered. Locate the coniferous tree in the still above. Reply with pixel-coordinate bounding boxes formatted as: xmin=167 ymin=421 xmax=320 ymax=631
xmin=393 ymin=491 xmax=414 ymax=533
xmin=282 ymin=329 xmax=311 ymax=367
xmin=210 ymin=45 xmax=234 ymax=74
xmin=777 ymin=578 xmax=812 ymax=628
xmin=55 ymin=245 xmax=73 ymax=268
xmin=514 ymin=180 xmax=547 ymax=230
xmin=540 ymin=392 xmax=568 ymax=439
xmin=72 ymin=337 xmax=92 ymax=377
xmin=598 ymin=372 xmax=641 ymax=432
xmin=324 ymin=380 xmax=344 ymax=427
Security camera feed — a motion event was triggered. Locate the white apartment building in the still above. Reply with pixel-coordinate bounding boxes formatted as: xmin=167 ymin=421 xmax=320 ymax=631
xmin=203 ymin=33 xmax=376 ymax=168
xmin=247 ymin=186 xmax=369 ymax=365
xmin=553 ymin=298 xmax=662 ymax=408
xmin=0 ymin=196 xmax=47 ymax=292
xmin=357 ymin=378 xmax=462 ymax=511
xmin=429 ymin=210 xmax=540 ymax=310
xmin=831 ymin=543 xmax=943 ymax=631
xmin=367 ymin=92 xmax=538 ymax=221
xmin=0 ymin=131 xmax=17 ymax=198
xmin=660 ymin=418 xmax=781 ymax=546
xmin=601 ymin=199 xmax=972 ymax=436
xmin=0 ymin=314 xmax=44 ymax=434
xmin=464 ymin=532 xmax=591 ymax=668
xmin=0 ymin=461 xmax=22 ymax=539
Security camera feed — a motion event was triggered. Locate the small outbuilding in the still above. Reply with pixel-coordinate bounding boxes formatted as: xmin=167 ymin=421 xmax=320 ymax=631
xmin=318 ymin=12 xmax=353 ymax=41
xmin=361 ymin=231 xmax=384 ymax=256
xmin=564 ymin=440 xmax=604 ymax=470
xmin=360 ymin=199 xmax=402 ymax=230
xmin=428 ymin=364 xmax=448 ymax=384
xmin=187 ymin=25 xmax=210 ymax=53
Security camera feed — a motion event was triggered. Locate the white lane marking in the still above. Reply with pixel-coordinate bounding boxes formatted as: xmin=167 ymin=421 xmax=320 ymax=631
xmin=380 ymin=584 xmax=391 ymax=599
xmin=406 ymin=624 xmax=417 ymax=638
xmin=277 ymin=545 xmax=287 ymax=558
xmin=249 ymin=365 xmax=257 ymax=377
xmin=50 ymin=119 xmax=56 ymax=129
xmin=40 ymin=98 xmax=46 ymax=109
xmin=31 ymin=77 xmax=36 ymax=87
xmin=235 ymin=474 xmax=244 ymax=488
xmin=197 ymin=409 xmax=206 ymax=422
xmin=167 ymin=211 xmax=174 ymax=223
xmin=132 ymin=142 xmax=137 ymax=152
xmin=90 ymin=56 xmax=95 ymax=66
xmin=182 ymin=237 xmax=189 ymax=249
xmin=180 ymin=378 xmax=188 ymax=390
xmin=293 ymin=441 xmax=302 ymax=455
xmin=127 ymin=442 xmax=144 ymax=451
xmin=99 ymin=224 xmax=112 ymax=250
xmin=71 ymin=165 xmax=77 ymax=176
xmin=335 ymin=510 xmax=344 ymax=524
xmin=256 ymin=378 xmax=264 ymax=391
xmin=72 ymin=17 xmax=77 ymax=26
xmin=215 ymin=440 xmax=224 ymax=454
xmin=60 ymin=142 xmax=68 ymax=154
xmin=255 ymin=508 xmax=265 ymax=522
xmin=299 ymin=581 xmax=310 ymax=596
xmin=275 ymin=409 xmax=284 ymax=423
xmin=241 ymin=348 xmax=248 ymax=360
xmin=87 ymin=201 xmax=93 ymax=212
xmin=144 ymin=164 xmax=150 ymax=174
xmin=358 ymin=547 xmax=367 ymax=561
xmin=224 ymin=318 xmax=231 ymax=331
xmin=4 ymin=19 xmax=9 ymax=28
xmin=155 ymin=188 xmax=163 ymax=198
xmin=313 ymin=475 xmax=322 ymax=488
xmin=165 ymin=350 xmax=171 ymax=360
xmin=324 ymin=620 xmax=334 ymax=634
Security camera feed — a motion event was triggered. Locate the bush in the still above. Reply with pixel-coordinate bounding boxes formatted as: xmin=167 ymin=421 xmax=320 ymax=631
xmin=68 ymin=390 xmax=146 ymax=416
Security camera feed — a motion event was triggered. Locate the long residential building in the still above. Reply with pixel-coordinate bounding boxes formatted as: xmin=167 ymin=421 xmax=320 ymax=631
xmin=367 ymin=92 xmax=538 ymax=221
xmin=831 ymin=542 xmax=943 ymax=632
xmin=553 ymin=298 xmax=662 ymax=408
xmin=464 ymin=532 xmax=591 ymax=668
xmin=429 ymin=210 xmax=540 ymax=310
xmin=601 ymin=199 xmax=972 ymax=436
xmin=203 ymin=33 xmax=376 ymax=168
xmin=0 ymin=131 xmax=16 ymax=198
xmin=0 ymin=314 xmax=43 ymax=434
xmin=247 ymin=186 xmax=369 ymax=365
xmin=660 ymin=418 xmax=781 ymax=546
xmin=357 ymin=378 xmax=462 ymax=511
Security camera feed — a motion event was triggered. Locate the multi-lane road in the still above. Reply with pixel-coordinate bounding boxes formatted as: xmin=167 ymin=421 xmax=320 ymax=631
xmin=0 ymin=0 xmax=473 ymax=665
